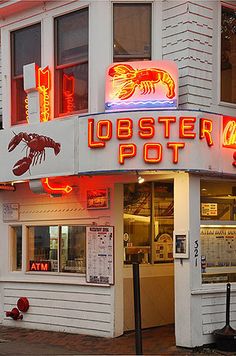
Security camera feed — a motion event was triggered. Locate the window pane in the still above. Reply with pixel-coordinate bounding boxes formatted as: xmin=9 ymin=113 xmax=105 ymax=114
xmin=11 ymin=226 xmax=22 ymax=271
xmin=113 ymin=3 xmax=151 ymax=61
xmin=28 ymin=226 xmax=59 ymax=272
xmin=221 ymin=5 xmax=236 ymax=103
xmin=201 ymin=180 xmax=236 ymax=221
xmin=12 ymin=78 xmax=27 ymax=123
xmin=153 ymin=182 xmax=174 ymax=263
xmin=57 ymin=63 xmax=88 ymax=114
xmin=55 ymin=9 xmax=88 ymax=66
xmin=60 ymin=226 xmax=86 ymax=273
xmin=124 ymin=183 xmax=151 ymax=264
xmin=11 ymin=23 xmax=41 ymax=77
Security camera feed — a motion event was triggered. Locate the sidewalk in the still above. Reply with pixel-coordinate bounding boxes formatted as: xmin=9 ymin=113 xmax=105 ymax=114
xmin=0 ymin=324 xmax=233 ymax=355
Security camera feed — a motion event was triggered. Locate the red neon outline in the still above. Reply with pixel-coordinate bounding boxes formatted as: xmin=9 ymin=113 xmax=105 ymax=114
xmin=88 ymin=118 xmax=105 ymax=148
xmin=143 ymin=143 xmax=163 ymax=163
xmin=63 ymin=74 xmax=75 ymax=113
xmin=138 ymin=117 xmax=155 ymax=139
xmin=117 ymin=118 xmax=133 ymax=140
xmin=179 ymin=117 xmax=196 ymax=139
xmin=167 ymin=142 xmax=185 ymax=163
xmin=222 ymin=117 xmax=236 ymax=148
xmin=97 ymin=120 xmax=112 ymax=141
xmin=119 ymin=144 xmax=137 ymax=164
xmin=199 ymin=118 xmax=214 ymax=146
xmin=158 ymin=117 xmax=176 ymax=138
xmin=37 ymin=66 xmax=50 ymax=122
xmin=41 ymin=178 xmax=72 ymax=194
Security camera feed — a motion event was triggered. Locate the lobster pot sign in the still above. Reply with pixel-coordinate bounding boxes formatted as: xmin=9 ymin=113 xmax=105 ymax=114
xmin=105 ymin=60 xmax=178 ymax=112
xmin=0 ymin=118 xmax=77 ymax=181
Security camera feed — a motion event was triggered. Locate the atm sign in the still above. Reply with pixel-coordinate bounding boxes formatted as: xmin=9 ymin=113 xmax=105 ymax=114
xmin=29 ymin=261 xmax=51 ymax=271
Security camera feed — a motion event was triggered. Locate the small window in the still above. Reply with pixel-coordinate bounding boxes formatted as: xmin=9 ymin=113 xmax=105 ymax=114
xmin=27 ymin=225 xmax=86 ymax=273
xmin=54 ymin=8 xmax=88 ymax=116
xmin=11 ymin=226 xmax=22 ymax=271
xmin=113 ymin=3 xmax=151 ymax=62
xmin=11 ymin=23 xmax=41 ymax=124
xmin=221 ymin=4 xmax=236 ymax=103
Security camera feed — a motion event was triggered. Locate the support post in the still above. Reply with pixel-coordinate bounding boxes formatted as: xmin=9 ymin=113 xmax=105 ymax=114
xmin=132 ymin=262 xmax=143 ymax=355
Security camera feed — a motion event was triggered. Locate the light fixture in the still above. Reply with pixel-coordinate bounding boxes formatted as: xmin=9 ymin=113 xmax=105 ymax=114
xmin=136 ymin=171 xmax=145 ymax=184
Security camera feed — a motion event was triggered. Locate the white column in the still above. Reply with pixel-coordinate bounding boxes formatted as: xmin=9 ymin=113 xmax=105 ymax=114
xmin=89 ymin=1 xmax=112 ymax=113
xmin=174 ymin=172 xmax=202 ymax=347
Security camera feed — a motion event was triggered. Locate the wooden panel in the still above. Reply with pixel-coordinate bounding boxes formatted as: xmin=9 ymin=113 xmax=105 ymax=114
xmin=3 ymin=283 xmax=113 ymax=336
xmin=123 ymin=275 xmax=174 ymax=331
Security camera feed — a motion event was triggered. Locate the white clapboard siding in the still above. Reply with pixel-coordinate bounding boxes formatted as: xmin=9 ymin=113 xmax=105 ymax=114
xmin=0 ymin=44 xmax=2 ymax=117
xmin=201 ymin=292 xmax=236 ymax=335
xmin=3 ymin=283 xmax=113 ymax=337
xmin=162 ymin=1 xmax=213 ymax=109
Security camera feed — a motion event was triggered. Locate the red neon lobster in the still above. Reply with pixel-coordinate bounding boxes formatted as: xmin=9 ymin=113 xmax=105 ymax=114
xmin=8 ymin=132 xmax=61 ymax=176
xmin=108 ymin=64 xmax=176 ymax=100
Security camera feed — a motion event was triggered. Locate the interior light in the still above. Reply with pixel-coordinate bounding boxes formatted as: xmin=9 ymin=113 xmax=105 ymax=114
xmin=138 ymin=176 xmax=145 ymax=184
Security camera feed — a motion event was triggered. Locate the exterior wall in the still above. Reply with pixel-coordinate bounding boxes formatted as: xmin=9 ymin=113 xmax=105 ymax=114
xmin=162 ymin=0 xmax=214 ymax=110
xmin=0 ymin=176 xmax=124 ymax=337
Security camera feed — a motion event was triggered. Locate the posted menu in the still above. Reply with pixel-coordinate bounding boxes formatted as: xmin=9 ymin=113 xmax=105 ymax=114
xmin=86 ymin=226 xmax=114 ymax=285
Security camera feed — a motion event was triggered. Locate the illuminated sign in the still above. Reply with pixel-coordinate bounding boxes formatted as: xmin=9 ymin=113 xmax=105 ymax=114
xmin=88 ymin=116 xmax=214 ymax=165
xmin=223 ymin=116 xmax=236 ymax=149
xmin=29 ymin=261 xmax=51 ymax=271
xmin=105 ymin=60 xmax=178 ymax=112
xmin=63 ymin=74 xmax=75 ymax=113
xmin=41 ymin=177 xmax=73 ymax=194
xmin=24 ymin=64 xmax=51 ymax=122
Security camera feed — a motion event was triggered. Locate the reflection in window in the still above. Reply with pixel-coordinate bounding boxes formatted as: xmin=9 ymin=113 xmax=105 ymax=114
xmin=221 ymin=5 xmax=236 ymax=103
xmin=27 ymin=225 xmax=86 ymax=273
xmin=61 ymin=226 xmax=86 ymax=273
xmin=11 ymin=23 xmax=41 ymax=124
xmin=201 ymin=179 xmax=236 ymax=283
xmin=113 ymin=3 xmax=151 ymax=62
xmin=123 ymin=181 xmax=174 ymax=264
xmin=11 ymin=226 xmax=22 ymax=271
xmin=201 ymin=180 xmax=236 ymax=221
xmin=55 ymin=8 xmax=88 ymax=116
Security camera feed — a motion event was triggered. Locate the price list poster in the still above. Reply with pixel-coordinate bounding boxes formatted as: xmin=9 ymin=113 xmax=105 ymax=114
xmin=86 ymin=226 xmax=114 ymax=284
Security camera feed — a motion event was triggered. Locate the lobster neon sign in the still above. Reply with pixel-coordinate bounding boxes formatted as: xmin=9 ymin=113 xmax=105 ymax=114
xmin=105 ymin=60 xmax=178 ymax=112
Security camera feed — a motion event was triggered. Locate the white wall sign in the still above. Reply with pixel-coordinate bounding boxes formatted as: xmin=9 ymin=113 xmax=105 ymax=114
xmin=86 ymin=226 xmax=114 ymax=285
xmin=3 ymin=203 xmax=19 ymax=221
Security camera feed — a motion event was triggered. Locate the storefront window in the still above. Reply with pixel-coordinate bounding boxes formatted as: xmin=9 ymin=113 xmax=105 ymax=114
xmin=221 ymin=4 xmax=236 ymax=104
xmin=123 ymin=181 xmax=174 ymax=264
xmin=201 ymin=179 xmax=236 ymax=283
xmin=11 ymin=226 xmax=22 ymax=271
xmin=113 ymin=3 xmax=151 ymax=62
xmin=27 ymin=225 xmax=86 ymax=273
xmin=54 ymin=8 xmax=88 ymax=116
xmin=11 ymin=23 xmax=41 ymax=124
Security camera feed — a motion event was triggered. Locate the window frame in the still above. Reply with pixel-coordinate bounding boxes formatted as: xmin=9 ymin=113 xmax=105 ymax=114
xmin=10 ymin=22 xmax=41 ymax=125
xmin=112 ymin=2 xmax=152 ymax=63
xmin=54 ymin=7 xmax=89 ymax=117
xmin=26 ymin=224 xmax=87 ymax=274
xmin=9 ymin=225 xmax=23 ymax=272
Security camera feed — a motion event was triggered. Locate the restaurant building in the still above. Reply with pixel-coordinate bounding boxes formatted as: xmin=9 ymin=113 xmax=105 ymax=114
xmin=0 ymin=0 xmax=236 ymax=348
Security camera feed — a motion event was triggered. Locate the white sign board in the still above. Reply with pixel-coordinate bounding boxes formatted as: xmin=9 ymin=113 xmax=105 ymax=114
xmin=86 ymin=226 xmax=114 ymax=285
xmin=3 ymin=203 xmax=19 ymax=221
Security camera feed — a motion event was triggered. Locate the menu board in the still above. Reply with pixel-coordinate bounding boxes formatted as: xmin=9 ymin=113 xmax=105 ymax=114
xmin=86 ymin=226 xmax=114 ymax=285
xmin=201 ymin=226 xmax=236 ymax=267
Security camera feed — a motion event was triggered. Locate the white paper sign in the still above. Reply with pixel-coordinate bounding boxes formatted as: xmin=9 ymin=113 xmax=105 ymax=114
xmin=86 ymin=226 xmax=114 ymax=285
xmin=3 ymin=203 xmax=19 ymax=221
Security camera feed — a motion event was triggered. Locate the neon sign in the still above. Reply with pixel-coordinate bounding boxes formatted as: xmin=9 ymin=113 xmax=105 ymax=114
xmin=63 ymin=74 xmax=75 ymax=113
xmin=29 ymin=261 xmax=51 ymax=271
xmin=88 ymin=116 xmax=214 ymax=165
xmin=105 ymin=60 xmax=178 ymax=112
xmin=223 ymin=116 xmax=236 ymax=148
xmin=24 ymin=65 xmax=51 ymax=122
xmin=41 ymin=177 xmax=73 ymax=195
xmin=38 ymin=66 xmax=50 ymax=122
